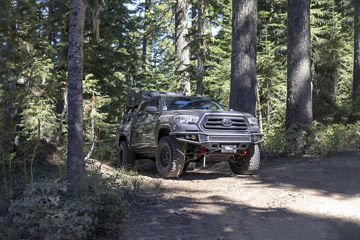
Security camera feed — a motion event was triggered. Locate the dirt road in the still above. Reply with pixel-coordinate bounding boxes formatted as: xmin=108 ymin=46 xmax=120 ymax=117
xmin=119 ymin=152 xmax=360 ymax=240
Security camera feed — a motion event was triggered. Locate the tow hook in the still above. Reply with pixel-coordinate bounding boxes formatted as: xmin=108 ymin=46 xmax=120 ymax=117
xmin=199 ymin=146 xmax=205 ymax=156
xmin=199 ymin=146 xmax=206 ymax=167
xmin=235 ymin=150 xmax=247 ymax=156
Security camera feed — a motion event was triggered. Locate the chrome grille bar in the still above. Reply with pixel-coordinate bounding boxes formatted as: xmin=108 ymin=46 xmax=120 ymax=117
xmin=202 ymin=115 xmax=249 ymax=132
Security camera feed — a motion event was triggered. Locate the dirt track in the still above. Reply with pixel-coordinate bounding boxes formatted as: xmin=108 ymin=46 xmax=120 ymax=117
xmin=118 ymin=152 xmax=360 ymax=240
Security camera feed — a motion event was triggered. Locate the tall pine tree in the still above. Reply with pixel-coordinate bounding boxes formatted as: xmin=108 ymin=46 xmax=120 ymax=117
xmin=286 ymin=0 xmax=312 ymax=130
xmin=67 ymin=0 xmax=87 ymax=192
xmin=230 ymin=0 xmax=257 ymax=115
xmin=354 ymin=0 xmax=360 ymax=111
xmin=175 ymin=0 xmax=191 ymax=95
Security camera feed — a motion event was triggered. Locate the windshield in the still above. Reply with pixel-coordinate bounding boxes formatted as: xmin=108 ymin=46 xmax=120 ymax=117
xmin=163 ymin=97 xmax=223 ymax=111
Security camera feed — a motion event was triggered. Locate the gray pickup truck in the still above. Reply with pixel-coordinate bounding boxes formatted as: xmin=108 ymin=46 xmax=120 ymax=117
xmin=116 ymin=90 xmax=263 ymax=178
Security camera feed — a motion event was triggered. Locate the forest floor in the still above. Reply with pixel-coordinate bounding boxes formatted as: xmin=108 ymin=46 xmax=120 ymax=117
xmin=112 ymin=152 xmax=360 ymax=240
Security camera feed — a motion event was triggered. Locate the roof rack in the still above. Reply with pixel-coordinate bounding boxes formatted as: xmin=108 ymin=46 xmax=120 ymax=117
xmin=125 ymin=90 xmax=185 ymax=107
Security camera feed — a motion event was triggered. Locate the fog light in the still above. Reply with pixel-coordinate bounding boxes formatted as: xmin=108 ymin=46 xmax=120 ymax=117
xmin=254 ymin=135 xmax=262 ymax=142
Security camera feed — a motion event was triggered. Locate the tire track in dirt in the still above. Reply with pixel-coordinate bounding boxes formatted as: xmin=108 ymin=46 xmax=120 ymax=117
xmin=119 ymin=152 xmax=360 ymax=240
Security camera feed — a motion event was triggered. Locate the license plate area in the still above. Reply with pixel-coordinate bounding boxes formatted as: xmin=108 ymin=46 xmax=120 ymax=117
xmin=221 ymin=145 xmax=237 ymax=153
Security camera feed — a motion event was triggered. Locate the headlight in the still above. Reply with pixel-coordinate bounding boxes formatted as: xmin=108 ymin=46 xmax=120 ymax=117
xmin=174 ymin=115 xmax=199 ymax=124
xmin=248 ymin=117 xmax=258 ymax=126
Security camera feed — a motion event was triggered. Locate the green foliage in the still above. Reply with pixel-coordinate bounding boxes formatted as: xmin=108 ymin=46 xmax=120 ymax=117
xmin=202 ymin=0 xmax=232 ymax=107
xmin=263 ymin=121 xmax=360 ymax=156
xmin=311 ymin=0 xmax=354 ymax=122
xmin=257 ymin=0 xmax=287 ymax=132
xmin=4 ymin=181 xmax=95 ymax=240
xmin=1 ymin=167 xmax=138 ymax=240
xmin=0 ymin=0 xmax=359 ymax=161
xmin=19 ymin=88 xmax=58 ymax=141
xmin=83 ymin=74 xmax=113 ymax=139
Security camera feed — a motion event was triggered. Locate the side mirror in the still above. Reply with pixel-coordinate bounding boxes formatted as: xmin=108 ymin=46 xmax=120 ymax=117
xmin=145 ymin=106 xmax=158 ymax=114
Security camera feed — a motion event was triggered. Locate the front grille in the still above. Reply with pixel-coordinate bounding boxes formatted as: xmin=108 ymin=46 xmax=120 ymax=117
xmin=202 ymin=115 xmax=249 ymax=132
xmin=208 ymin=135 xmax=251 ymax=142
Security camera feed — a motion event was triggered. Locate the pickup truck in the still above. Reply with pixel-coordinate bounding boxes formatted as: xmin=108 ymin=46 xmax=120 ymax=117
xmin=116 ymin=90 xmax=263 ymax=178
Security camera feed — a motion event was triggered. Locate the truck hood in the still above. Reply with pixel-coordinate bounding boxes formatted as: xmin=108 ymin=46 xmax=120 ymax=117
xmin=162 ymin=110 xmax=253 ymax=118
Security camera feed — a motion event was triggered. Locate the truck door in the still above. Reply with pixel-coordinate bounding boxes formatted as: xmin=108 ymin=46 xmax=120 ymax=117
xmin=142 ymin=97 xmax=160 ymax=149
xmin=130 ymin=102 xmax=148 ymax=150
xmin=131 ymin=98 xmax=159 ymax=150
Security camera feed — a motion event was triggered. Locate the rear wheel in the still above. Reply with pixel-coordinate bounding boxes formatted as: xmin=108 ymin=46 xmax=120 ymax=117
xmin=118 ymin=141 xmax=135 ymax=169
xmin=156 ymin=136 xmax=185 ymax=178
xmin=229 ymin=144 xmax=260 ymax=175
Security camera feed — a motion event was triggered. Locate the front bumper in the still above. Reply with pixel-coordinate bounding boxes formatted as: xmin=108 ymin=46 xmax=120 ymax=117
xmin=169 ymin=131 xmax=264 ymax=150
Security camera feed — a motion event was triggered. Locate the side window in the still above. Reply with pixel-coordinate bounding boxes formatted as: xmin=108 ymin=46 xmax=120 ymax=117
xmin=149 ymin=98 xmax=159 ymax=108
xmin=137 ymin=102 xmax=148 ymax=117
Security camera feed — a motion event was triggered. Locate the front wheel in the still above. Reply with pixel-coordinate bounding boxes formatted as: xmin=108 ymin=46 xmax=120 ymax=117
xmin=229 ymin=144 xmax=260 ymax=175
xmin=118 ymin=141 xmax=135 ymax=169
xmin=156 ymin=136 xmax=185 ymax=178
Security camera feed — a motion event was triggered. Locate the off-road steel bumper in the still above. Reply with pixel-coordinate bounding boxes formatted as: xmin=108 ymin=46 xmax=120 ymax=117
xmin=169 ymin=131 xmax=263 ymax=151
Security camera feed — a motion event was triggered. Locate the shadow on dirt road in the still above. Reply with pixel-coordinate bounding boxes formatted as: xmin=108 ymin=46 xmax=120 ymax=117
xmin=121 ymin=193 xmax=360 ymax=240
xmin=255 ymin=152 xmax=360 ymax=197
xmin=121 ymin=152 xmax=360 ymax=240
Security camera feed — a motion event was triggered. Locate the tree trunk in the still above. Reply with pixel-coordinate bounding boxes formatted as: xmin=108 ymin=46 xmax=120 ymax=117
xmin=85 ymin=105 xmax=95 ymax=162
xmin=196 ymin=0 xmax=205 ymax=95
xmin=57 ymin=88 xmax=68 ymax=146
xmin=143 ymin=0 xmax=152 ymax=71
xmin=67 ymin=0 xmax=87 ymax=193
xmin=48 ymin=0 xmax=56 ymax=45
xmin=92 ymin=0 xmax=100 ymax=42
xmin=354 ymin=0 xmax=360 ymax=111
xmin=0 ymin=77 xmax=16 ymax=155
xmin=230 ymin=0 xmax=257 ymax=115
xmin=286 ymin=0 xmax=313 ymax=130
xmin=266 ymin=82 xmax=271 ymax=134
xmin=175 ymin=0 xmax=191 ymax=95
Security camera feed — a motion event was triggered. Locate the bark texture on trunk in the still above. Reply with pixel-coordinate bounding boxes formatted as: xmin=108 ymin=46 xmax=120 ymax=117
xmin=143 ymin=0 xmax=152 ymax=71
xmin=67 ymin=0 xmax=87 ymax=193
xmin=0 ymin=78 xmax=16 ymax=154
xmin=196 ymin=0 xmax=205 ymax=95
xmin=57 ymin=88 xmax=68 ymax=145
xmin=92 ymin=0 xmax=100 ymax=41
xmin=175 ymin=0 xmax=191 ymax=95
xmin=354 ymin=0 xmax=360 ymax=110
xmin=230 ymin=0 xmax=257 ymax=115
xmin=85 ymin=106 xmax=95 ymax=162
xmin=286 ymin=0 xmax=313 ymax=130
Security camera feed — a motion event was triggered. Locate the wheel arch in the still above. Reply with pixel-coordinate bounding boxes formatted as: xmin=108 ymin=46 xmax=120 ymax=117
xmin=157 ymin=126 xmax=171 ymax=142
xmin=118 ymin=134 xmax=127 ymax=148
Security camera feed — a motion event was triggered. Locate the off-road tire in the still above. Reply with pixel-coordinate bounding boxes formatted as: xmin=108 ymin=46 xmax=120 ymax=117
xmin=229 ymin=144 xmax=260 ymax=175
xmin=156 ymin=136 xmax=185 ymax=178
xmin=180 ymin=162 xmax=191 ymax=176
xmin=118 ymin=141 xmax=135 ymax=169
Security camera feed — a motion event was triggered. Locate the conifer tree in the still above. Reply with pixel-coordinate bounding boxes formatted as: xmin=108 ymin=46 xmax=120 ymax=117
xmin=230 ymin=0 xmax=257 ymax=115
xmin=143 ymin=0 xmax=152 ymax=71
xmin=312 ymin=0 xmax=353 ymax=120
xmin=354 ymin=0 xmax=360 ymax=110
xmin=286 ymin=0 xmax=312 ymax=130
xmin=196 ymin=0 xmax=206 ymax=95
xmin=257 ymin=0 xmax=287 ymax=133
xmin=67 ymin=0 xmax=87 ymax=192
xmin=175 ymin=0 xmax=191 ymax=95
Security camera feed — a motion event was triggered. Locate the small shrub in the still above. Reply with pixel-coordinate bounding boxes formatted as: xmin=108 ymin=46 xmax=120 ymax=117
xmin=1 ymin=167 xmax=138 ymax=240
xmin=7 ymin=181 xmax=96 ymax=240
xmin=263 ymin=121 xmax=360 ymax=156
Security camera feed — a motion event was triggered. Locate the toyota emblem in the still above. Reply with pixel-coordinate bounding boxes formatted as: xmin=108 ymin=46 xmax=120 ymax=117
xmin=222 ymin=118 xmax=232 ymax=127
